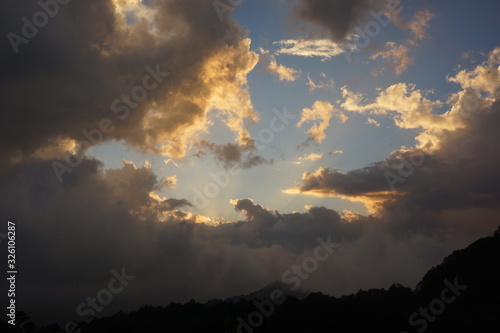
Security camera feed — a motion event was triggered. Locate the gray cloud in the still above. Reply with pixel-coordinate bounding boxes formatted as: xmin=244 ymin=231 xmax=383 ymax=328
xmin=288 ymin=74 xmax=500 ymax=234
xmin=0 ymin=152 xmax=494 ymax=325
xmin=160 ymin=198 xmax=193 ymax=211
xmin=195 ymin=139 xmax=271 ymax=169
xmin=292 ymin=0 xmax=390 ymax=42
xmin=291 ymin=100 xmax=500 ymax=213
xmin=0 ymin=0 xmax=259 ymax=175
xmin=0 ymin=156 xmax=356 ymax=324
xmin=1 ymin=1 xmax=499 ymax=329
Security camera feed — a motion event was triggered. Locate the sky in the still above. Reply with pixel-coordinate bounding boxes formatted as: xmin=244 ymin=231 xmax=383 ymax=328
xmin=1 ymin=0 xmax=500 ymax=326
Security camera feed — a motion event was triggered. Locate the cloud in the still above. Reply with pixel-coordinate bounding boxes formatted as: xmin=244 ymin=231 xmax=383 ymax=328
xmin=287 ymin=92 xmax=500 ymax=216
xmin=371 ymin=10 xmax=434 ymax=74
xmin=289 ymin=1 xmax=433 ymax=74
xmin=292 ymin=0 xmax=432 ymax=42
xmin=342 ymin=49 xmax=500 ymax=150
xmin=273 ymin=39 xmax=346 ymax=60
xmin=283 ymin=92 xmax=500 ymax=285
xmin=0 ymin=157 xmax=294 ymax=323
xmin=164 ymin=175 xmax=178 ymax=188
xmin=164 ymin=159 xmax=181 ymax=168
xmin=0 ymin=0 xmax=260 ymax=174
xmin=259 ymin=49 xmax=301 ymax=81
xmin=367 ymin=118 xmax=381 ymax=126
xmin=300 ymin=153 xmax=323 ymax=161
xmin=286 ymin=49 xmax=500 ymax=231
xmin=329 ymin=150 xmax=344 ymax=155
xmin=393 ymin=9 xmax=434 ymax=41
xmin=195 ymin=139 xmax=271 ymax=169
xmin=1 ymin=143 xmax=497 ymax=325
xmin=447 ymin=48 xmax=500 ymax=96
xmin=293 ymin=153 xmax=324 ymax=164
xmin=340 ymin=210 xmax=364 ymax=223
xmin=284 ymin=166 xmax=396 ymax=214
xmin=1 ymin=2 xmax=499 ymax=329
xmin=111 ymin=0 xmax=157 ymax=30
xmin=461 ymin=51 xmax=477 ymax=64
xmin=292 ymin=0 xmax=392 ymax=42
xmin=4 ymin=152 xmax=493 ymax=325
xmin=306 ymin=73 xmax=335 ymax=92
xmin=370 ymin=41 xmax=412 ymax=75
xmin=0 ymin=154 xmax=370 ymax=324
xmin=297 ymin=101 xmax=347 ymax=145
xmin=160 ymin=198 xmax=193 ymax=211
xmin=341 ymin=83 xmax=459 ymax=150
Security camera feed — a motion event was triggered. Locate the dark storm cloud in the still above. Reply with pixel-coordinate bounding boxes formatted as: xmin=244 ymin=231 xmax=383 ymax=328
xmin=278 ymin=95 xmax=500 ymax=294
xmin=0 ymin=156 xmax=364 ymax=324
xmin=292 ymin=0 xmax=391 ymax=42
xmin=1 ymin=1 xmax=499 ymax=328
xmin=224 ymin=198 xmax=364 ymax=252
xmin=0 ymin=153 xmax=492 ymax=325
xmin=0 ymin=0 xmax=260 ymax=175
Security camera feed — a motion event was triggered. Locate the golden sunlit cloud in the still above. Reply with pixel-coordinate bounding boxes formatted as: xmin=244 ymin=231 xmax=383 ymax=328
xmin=293 ymin=153 xmax=324 ymax=165
xmin=393 ymin=9 xmax=435 ymax=41
xmin=32 ymin=138 xmax=79 ymax=160
xmin=329 ymin=150 xmax=344 ymax=155
xmin=341 ymin=48 xmax=500 ymax=151
xmin=307 ymin=73 xmax=335 ymax=92
xmin=448 ymin=48 xmax=500 ymax=95
xmin=341 ymin=210 xmax=363 ymax=223
xmin=370 ymin=42 xmax=412 ymax=75
xmin=341 ymin=83 xmax=462 ymax=150
xmin=282 ymin=166 xmax=409 ymax=215
xmin=283 ymin=186 xmax=398 ymax=216
xmin=164 ymin=175 xmax=177 ymax=188
xmin=3 ymin=0 xmax=500 ymax=325
xmin=300 ymin=153 xmax=323 ymax=161
xmin=274 ymin=39 xmax=347 ymax=61
xmin=367 ymin=118 xmax=381 ymax=126
xmin=138 ymin=38 xmax=260 ymax=160
xmin=164 ymin=159 xmax=181 ymax=168
xmin=297 ymin=101 xmax=347 ymax=145
xmin=259 ymin=49 xmax=301 ymax=81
